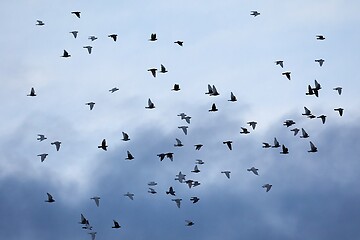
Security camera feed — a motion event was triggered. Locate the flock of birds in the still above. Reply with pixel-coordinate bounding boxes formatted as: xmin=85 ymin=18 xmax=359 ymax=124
xmin=30 ymin=8 xmax=345 ymax=240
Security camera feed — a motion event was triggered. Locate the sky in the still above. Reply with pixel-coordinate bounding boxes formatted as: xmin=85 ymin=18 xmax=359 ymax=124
xmin=1 ymin=0 xmax=360 ymax=239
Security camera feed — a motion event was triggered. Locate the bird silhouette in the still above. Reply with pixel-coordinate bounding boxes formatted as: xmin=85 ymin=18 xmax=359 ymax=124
xmin=275 ymin=60 xmax=284 ymax=68
xmin=316 ymin=35 xmax=325 ymax=40
xmin=83 ymin=46 xmax=92 ymax=54
xmin=108 ymin=34 xmax=117 ymax=41
xmin=262 ymin=184 xmax=272 ymax=192
xmin=27 ymin=87 xmax=36 ymax=96
xmin=172 ymin=84 xmax=180 ymax=91
xmin=122 ymin=132 xmax=130 ymax=141
xmin=333 ymin=87 xmax=342 ymax=95
xmin=71 ymin=11 xmax=81 ymax=18
xmin=174 ymin=138 xmax=183 ymax=147
xmin=148 ymin=188 xmax=157 ymax=194
xmin=282 ymin=71 xmax=291 ymax=80
xmin=148 ymin=68 xmax=157 ymax=77
xmin=300 ymin=128 xmax=309 ymax=138
xmin=247 ymin=167 xmax=259 ymax=175
xmin=223 ymin=141 xmax=233 ymax=150
xmin=209 ymin=103 xmax=218 ymax=112
xmin=221 ymin=171 xmax=231 ymax=179
xmin=124 ymin=192 xmax=134 ymax=200
xmin=109 ymin=87 xmax=119 ymax=93
xmin=250 ymin=11 xmax=260 ymax=16
xmin=125 ymin=150 xmax=134 ymax=160
xmin=308 ymin=141 xmax=318 ymax=152
xmin=70 ymin=31 xmax=78 ymax=38
xmin=51 ymin=141 xmax=61 ymax=151
xmin=98 ymin=139 xmax=108 ymax=151
xmin=191 ymin=165 xmax=200 ymax=173
xmin=112 ymin=220 xmax=121 ymax=228
xmin=36 ymin=20 xmax=45 ymax=26
xmin=38 ymin=153 xmax=48 ymax=162
xmin=190 ymin=197 xmax=200 ymax=203
xmin=88 ymin=36 xmax=98 ymax=41
xmin=85 ymin=102 xmax=95 ymax=110
xmin=174 ymin=40 xmax=183 ymax=46
xmin=149 ymin=33 xmax=157 ymax=41
xmin=90 ymin=196 xmax=100 ymax=207
xmin=45 ymin=192 xmax=55 ymax=203
xmin=172 ymin=198 xmax=182 ymax=208
xmin=37 ymin=134 xmax=47 ymax=141
xmin=315 ymin=59 xmax=325 ymax=66
xmin=145 ymin=98 xmax=155 ymax=109
xmin=272 ymin=137 xmax=280 ymax=148
xmin=194 ymin=144 xmax=203 ymax=150
xmin=160 ymin=64 xmax=168 ymax=73
xmin=280 ymin=144 xmax=289 ymax=154
xmin=178 ymin=126 xmax=188 ymax=135
xmin=228 ymin=92 xmax=237 ymax=102
xmin=247 ymin=121 xmax=257 ymax=130
xmin=240 ymin=127 xmax=250 ymax=134
xmin=334 ymin=108 xmax=344 ymax=116
xmin=166 ymin=187 xmax=176 ymax=196
xmin=317 ymin=115 xmax=326 ymax=124
xmin=61 ymin=50 xmax=71 ymax=58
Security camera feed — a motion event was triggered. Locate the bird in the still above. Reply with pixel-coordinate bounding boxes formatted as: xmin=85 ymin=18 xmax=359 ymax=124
xmin=308 ymin=141 xmax=318 ymax=152
xmin=166 ymin=152 xmax=174 ymax=161
xmin=275 ymin=60 xmax=284 ymax=68
xmin=314 ymin=80 xmax=322 ymax=90
xmin=148 ymin=68 xmax=157 ymax=77
xmin=228 ymin=92 xmax=237 ymax=102
xmin=85 ymin=102 xmax=95 ymax=110
xmin=172 ymin=198 xmax=182 ymax=208
xmin=191 ymin=165 xmax=200 ymax=173
xmin=178 ymin=126 xmax=188 ymax=135
xmin=262 ymin=184 xmax=272 ymax=192
xmin=305 ymin=85 xmax=318 ymax=97
xmin=27 ymin=87 xmax=36 ymax=96
xmin=333 ymin=87 xmax=342 ymax=95
xmin=250 ymin=11 xmax=260 ymax=16
xmin=300 ymin=128 xmax=309 ymax=138
xmin=190 ymin=197 xmax=200 ymax=203
xmin=112 ymin=220 xmax=121 ymax=229
xmin=45 ymin=192 xmax=55 ymax=203
xmin=283 ymin=119 xmax=296 ymax=127
xmin=316 ymin=35 xmax=325 ymax=40
xmin=125 ymin=150 xmax=134 ymax=160
xmin=148 ymin=188 xmax=157 ymax=194
xmin=302 ymin=106 xmax=312 ymax=116
xmin=272 ymin=137 xmax=280 ymax=148
xmin=157 ymin=153 xmax=166 ymax=161
xmin=334 ymin=108 xmax=344 ymax=116
xmin=145 ymin=98 xmax=155 ymax=109
xmin=195 ymin=159 xmax=204 ymax=164
xmin=223 ymin=141 xmax=233 ymax=150
xmin=240 ymin=127 xmax=250 ymax=134
xmin=185 ymin=180 xmax=194 ymax=188
xmin=88 ymin=36 xmax=98 ymax=41
xmin=174 ymin=138 xmax=183 ymax=147
xmin=262 ymin=142 xmax=271 ymax=148
xmin=90 ymin=196 xmax=100 ymax=207
xmin=185 ymin=220 xmax=194 ymax=226
xmin=290 ymin=128 xmax=300 ymax=136
xmin=71 ymin=11 xmax=81 ymax=18
xmin=247 ymin=121 xmax=257 ymax=130
xmin=79 ymin=214 xmax=89 ymax=225
xmin=166 ymin=187 xmax=176 ymax=196
xmin=317 ymin=115 xmax=326 ymax=124
xmin=88 ymin=232 xmax=97 ymax=240
xmin=37 ymin=134 xmax=47 ymax=141
xmin=148 ymin=181 xmax=157 ymax=186
xmin=51 ymin=141 xmax=61 ymax=151
xmin=61 ymin=50 xmax=71 ymax=58
xmin=282 ymin=71 xmax=291 ymax=80
xmin=37 ymin=153 xmax=48 ymax=162
xmin=221 ymin=171 xmax=231 ymax=179
xmin=280 ymin=144 xmax=289 ymax=154
xmin=209 ymin=103 xmax=218 ymax=112
xmin=159 ymin=64 xmax=168 ymax=73
xmin=108 ymin=34 xmax=117 ymax=41
xmin=98 ymin=139 xmax=108 ymax=151
xmin=175 ymin=172 xmax=186 ymax=183
xmin=172 ymin=84 xmax=180 ymax=91
xmin=124 ymin=192 xmax=134 ymax=200
xmin=122 ymin=132 xmax=130 ymax=141
xmin=70 ymin=31 xmax=78 ymax=38
xmin=36 ymin=20 xmax=45 ymax=26
xmin=149 ymin=33 xmax=157 ymax=41
xmin=210 ymin=85 xmax=220 ymax=96
xmin=109 ymin=87 xmax=119 ymax=93
xmin=83 ymin=46 xmax=92 ymax=54
xmin=194 ymin=144 xmax=203 ymax=150
xmin=184 ymin=116 xmax=191 ymax=124
xmin=315 ymin=59 xmax=325 ymax=66
xmin=247 ymin=167 xmax=259 ymax=175
xmin=174 ymin=40 xmax=183 ymax=46
xmin=193 ymin=181 xmax=201 ymax=187
xmin=205 ymin=84 xmax=214 ymax=95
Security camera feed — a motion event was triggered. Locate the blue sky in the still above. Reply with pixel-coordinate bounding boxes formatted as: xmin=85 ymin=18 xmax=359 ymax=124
xmin=1 ymin=0 xmax=360 ymax=239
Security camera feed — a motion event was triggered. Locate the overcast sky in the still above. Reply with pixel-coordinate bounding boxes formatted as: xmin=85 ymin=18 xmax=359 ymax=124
xmin=1 ymin=0 xmax=360 ymax=239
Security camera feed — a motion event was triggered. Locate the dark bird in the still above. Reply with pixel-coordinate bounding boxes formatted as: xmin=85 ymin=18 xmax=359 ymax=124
xmin=108 ymin=34 xmax=117 ymax=41
xmin=302 ymin=106 xmax=312 ymax=116
xmin=315 ymin=59 xmax=325 ymax=66
xmin=70 ymin=31 xmax=78 ymax=38
xmin=272 ymin=137 xmax=280 ymax=148
xmin=98 ymin=139 xmax=108 ymax=151
xmin=317 ymin=115 xmax=326 ymax=124
xmin=185 ymin=220 xmax=194 ymax=226
xmin=172 ymin=84 xmax=180 ymax=91
xmin=85 ymin=102 xmax=95 ymax=110
xmin=305 ymin=85 xmax=318 ymax=97
xmin=290 ymin=128 xmax=300 ymax=136
xmin=262 ymin=142 xmax=271 ymax=148
xmin=314 ymin=80 xmax=322 ymax=90
xmin=27 ymin=87 xmax=36 ymax=96
xmin=122 ymin=132 xmax=130 ymax=141
xmin=145 ymin=98 xmax=155 ymax=109
xmin=109 ymin=87 xmax=119 ymax=93
xmin=282 ymin=71 xmax=291 ymax=80
xmin=37 ymin=153 xmax=48 ymax=162
xmin=283 ymin=119 xmax=296 ymax=127
xmin=174 ymin=138 xmax=183 ymax=147
xmin=36 ymin=20 xmax=45 ymax=26
xmin=247 ymin=121 xmax=257 ymax=130
xmin=221 ymin=171 xmax=231 ymax=179
xmin=334 ymin=108 xmax=344 ymax=116
xmin=247 ymin=167 xmax=259 ymax=175
xmin=125 ymin=150 xmax=134 ymax=160
xmin=280 ymin=144 xmax=289 ymax=154
xmin=149 ymin=33 xmax=157 ymax=41
xmin=262 ymin=184 xmax=272 ymax=192
xmin=147 ymin=68 xmax=157 ymax=77
xmin=45 ymin=192 xmax=55 ymax=203
xmin=166 ymin=152 xmax=174 ymax=161
xmin=308 ymin=141 xmax=318 ymax=152
xmin=166 ymin=187 xmax=176 ymax=196
xmin=71 ymin=11 xmax=81 ymax=18
xmin=275 ymin=60 xmax=284 ymax=68
xmin=51 ymin=141 xmax=61 ymax=151
xmin=228 ymin=92 xmax=237 ymax=102
xmin=37 ymin=134 xmax=47 ymax=141
xmin=333 ymin=87 xmax=342 ymax=95
xmin=174 ymin=40 xmax=183 ymax=46
xmin=191 ymin=165 xmax=200 ymax=173
xmin=223 ymin=141 xmax=233 ymax=150
xmin=194 ymin=144 xmax=203 ymax=150
xmin=83 ymin=46 xmax=92 ymax=54
xmin=209 ymin=103 xmax=218 ymax=112
xmin=300 ymin=128 xmax=309 ymax=138
xmin=61 ymin=50 xmax=71 ymax=58
xmin=160 ymin=64 xmax=168 ymax=73
xmin=240 ymin=127 xmax=250 ymax=134
xmin=250 ymin=11 xmax=260 ymax=16
xmin=316 ymin=35 xmax=325 ymax=40
xmin=195 ymin=159 xmax=204 ymax=164
xmin=172 ymin=198 xmax=182 ymax=208
xmin=157 ymin=153 xmax=166 ymax=161
xmin=190 ymin=197 xmax=200 ymax=203
xmin=88 ymin=36 xmax=98 ymax=41
xmin=90 ymin=196 xmax=100 ymax=207
xmin=112 ymin=220 xmax=121 ymax=229
xmin=79 ymin=213 xmax=88 ymax=225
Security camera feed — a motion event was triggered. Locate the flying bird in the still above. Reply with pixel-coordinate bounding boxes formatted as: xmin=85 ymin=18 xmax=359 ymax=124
xmin=275 ymin=60 xmax=283 ymax=68
xmin=172 ymin=198 xmax=182 ymax=208
xmin=185 ymin=220 xmax=194 ymax=226
xmin=27 ymin=87 xmax=36 ymax=96
xmin=122 ymin=132 xmax=130 ymax=141
xmin=51 ymin=141 xmax=61 ymax=151
xmin=272 ymin=137 xmax=280 ymax=148
xmin=148 ymin=68 xmax=157 ymax=77
xmin=191 ymin=165 xmax=200 ymax=173
xmin=283 ymin=119 xmax=296 ymax=127
xmin=148 ymin=188 xmax=157 ymax=194
xmin=83 ymin=46 xmax=92 ymax=54
xmin=247 ymin=121 xmax=257 ymax=130
xmin=221 ymin=171 xmax=231 ymax=179
xmin=317 ymin=115 xmax=326 ymax=124
xmin=88 ymin=36 xmax=98 ymax=41
xmin=108 ymin=34 xmax=117 ymax=41
xmin=112 ymin=220 xmax=121 ymax=229
xmin=36 ymin=20 xmax=45 ymax=26
xmin=333 ymin=87 xmax=342 ymax=95
xmin=90 ymin=196 xmax=100 ymax=207
xmin=210 ymin=85 xmax=219 ymax=96
xmin=149 ymin=33 xmax=157 ymax=41
xmin=71 ymin=11 xmax=81 ymax=18
xmin=172 ymin=84 xmax=180 ymax=91
xmin=282 ymin=71 xmax=291 ymax=80
xmin=250 ymin=11 xmax=260 ymax=16
xmin=61 ymin=50 xmax=71 ymax=58
xmin=300 ymin=128 xmax=309 ymax=138
xmin=190 ymin=196 xmax=200 ymax=203
xmin=160 ymin=64 xmax=168 ymax=73
xmin=308 ymin=141 xmax=318 ymax=152
xmin=70 ymin=31 xmax=78 ymax=38
xmin=175 ymin=172 xmax=186 ymax=183
xmin=174 ymin=40 xmax=183 ymax=46
xmin=305 ymin=85 xmax=318 ymax=97
xmin=88 ymin=232 xmax=97 ymax=240
xmin=98 ymin=139 xmax=108 ymax=151
xmin=174 ymin=138 xmax=183 ymax=147
xmin=280 ymin=144 xmax=289 ymax=154
xmin=157 ymin=153 xmax=166 ymax=161
xmin=85 ymin=102 xmax=95 ymax=110
xmin=124 ymin=192 xmax=134 ymax=200
xmin=316 ymin=35 xmax=325 ymax=40
xmin=209 ymin=103 xmax=218 ymax=112
xmin=290 ymin=128 xmax=300 ymax=136
xmin=194 ymin=144 xmax=203 ymax=150
xmin=178 ymin=126 xmax=188 ymax=135
xmin=148 ymin=181 xmax=157 ymax=186
xmin=125 ymin=150 xmax=134 ymax=160
xmin=45 ymin=192 xmax=55 ymax=203
xmin=37 ymin=134 xmax=47 ymax=141
xmin=315 ymin=59 xmax=325 ymax=66
xmin=334 ymin=108 xmax=344 ymax=116
xmin=37 ymin=153 xmax=48 ymax=162
xmin=240 ymin=127 xmax=250 ymax=134
xmin=228 ymin=92 xmax=237 ymax=102
xmin=262 ymin=184 xmax=272 ymax=192
xmin=262 ymin=142 xmax=271 ymax=148
xmin=145 ymin=98 xmax=155 ymax=109
xmin=109 ymin=87 xmax=119 ymax=93
xmin=166 ymin=187 xmax=176 ymax=196
xmin=223 ymin=141 xmax=233 ymax=150
xmin=247 ymin=167 xmax=259 ymax=175
xmin=302 ymin=106 xmax=312 ymax=116
xmin=196 ymin=159 xmax=204 ymax=164
xmin=166 ymin=152 xmax=174 ymax=161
